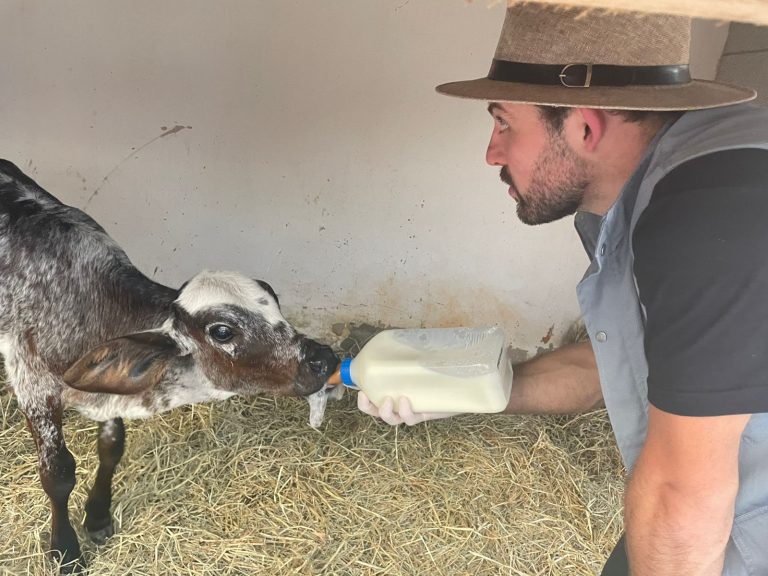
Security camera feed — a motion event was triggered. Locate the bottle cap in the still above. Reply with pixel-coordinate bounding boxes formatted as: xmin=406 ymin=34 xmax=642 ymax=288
xmin=340 ymin=358 xmax=356 ymax=388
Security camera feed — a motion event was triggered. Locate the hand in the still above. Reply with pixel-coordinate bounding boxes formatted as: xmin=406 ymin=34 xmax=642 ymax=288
xmin=357 ymin=392 xmax=461 ymax=426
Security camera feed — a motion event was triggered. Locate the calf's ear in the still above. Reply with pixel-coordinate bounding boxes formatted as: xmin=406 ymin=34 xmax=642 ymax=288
xmin=64 ymin=331 xmax=184 ymax=395
xmin=255 ymin=279 xmax=280 ymax=308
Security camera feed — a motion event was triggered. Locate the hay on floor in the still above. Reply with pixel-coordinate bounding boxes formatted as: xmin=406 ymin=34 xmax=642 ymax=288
xmin=0 ymin=328 xmax=624 ymax=576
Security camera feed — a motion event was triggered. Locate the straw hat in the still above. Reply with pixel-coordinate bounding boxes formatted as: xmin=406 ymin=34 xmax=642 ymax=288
xmin=504 ymin=1 xmax=768 ymax=26
xmin=436 ymin=3 xmax=757 ymax=110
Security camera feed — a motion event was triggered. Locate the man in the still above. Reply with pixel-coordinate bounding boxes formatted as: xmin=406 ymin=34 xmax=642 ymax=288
xmin=358 ymin=4 xmax=768 ymax=575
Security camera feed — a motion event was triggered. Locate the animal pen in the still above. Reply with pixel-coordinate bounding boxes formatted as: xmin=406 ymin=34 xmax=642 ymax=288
xmin=0 ymin=1 xmax=667 ymax=573
xmin=1 ymin=323 xmax=624 ymax=575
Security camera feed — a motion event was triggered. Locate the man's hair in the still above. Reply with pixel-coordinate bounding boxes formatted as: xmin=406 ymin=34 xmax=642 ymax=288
xmin=536 ymin=105 xmax=684 ymax=133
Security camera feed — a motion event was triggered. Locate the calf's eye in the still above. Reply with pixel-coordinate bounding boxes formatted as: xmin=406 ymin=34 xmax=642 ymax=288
xmin=208 ymin=324 xmax=234 ymax=343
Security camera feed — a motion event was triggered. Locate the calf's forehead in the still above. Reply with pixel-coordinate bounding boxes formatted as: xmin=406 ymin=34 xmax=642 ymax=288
xmin=176 ymin=271 xmax=285 ymax=325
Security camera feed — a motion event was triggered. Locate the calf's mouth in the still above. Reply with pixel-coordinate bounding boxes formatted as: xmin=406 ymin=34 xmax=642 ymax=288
xmin=293 ymin=338 xmax=339 ymax=396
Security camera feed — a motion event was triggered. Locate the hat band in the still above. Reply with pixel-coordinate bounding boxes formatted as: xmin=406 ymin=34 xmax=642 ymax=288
xmin=488 ymin=60 xmax=691 ymax=88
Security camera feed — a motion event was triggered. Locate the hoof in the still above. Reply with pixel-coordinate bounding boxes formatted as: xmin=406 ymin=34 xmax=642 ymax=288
xmin=86 ymin=521 xmax=115 ymax=545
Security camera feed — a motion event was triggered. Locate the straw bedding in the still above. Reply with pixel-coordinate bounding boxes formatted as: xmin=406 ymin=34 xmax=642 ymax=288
xmin=0 ymin=326 xmax=624 ymax=576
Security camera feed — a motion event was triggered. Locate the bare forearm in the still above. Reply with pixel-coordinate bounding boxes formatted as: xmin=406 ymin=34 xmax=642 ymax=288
xmin=504 ymin=341 xmax=603 ymax=414
xmin=625 ymin=453 xmax=736 ymax=575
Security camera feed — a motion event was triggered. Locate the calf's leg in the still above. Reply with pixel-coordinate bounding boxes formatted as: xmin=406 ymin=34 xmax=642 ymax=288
xmin=84 ymin=417 xmax=125 ymax=544
xmin=24 ymin=400 xmax=84 ymax=575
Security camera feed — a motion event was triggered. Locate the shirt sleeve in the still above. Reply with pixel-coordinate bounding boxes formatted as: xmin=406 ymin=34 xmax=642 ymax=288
xmin=633 ymin=148 xmax=768 ymax=416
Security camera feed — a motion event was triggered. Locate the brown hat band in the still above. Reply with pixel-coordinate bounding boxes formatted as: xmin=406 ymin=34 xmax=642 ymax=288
xmin=488 ymin=60 xmax=691 ymax=89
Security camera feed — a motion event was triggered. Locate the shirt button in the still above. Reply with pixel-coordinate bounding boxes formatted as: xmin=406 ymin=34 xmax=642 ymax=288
xmin=595 ymin=331 xmax=608 ymax=342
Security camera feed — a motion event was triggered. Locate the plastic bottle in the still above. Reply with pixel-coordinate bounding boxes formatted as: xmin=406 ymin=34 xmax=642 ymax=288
xmin=337 ymin=326 xmax=513 ymax=414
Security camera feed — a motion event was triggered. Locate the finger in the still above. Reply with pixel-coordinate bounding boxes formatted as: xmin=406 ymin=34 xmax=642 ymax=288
xmin=378 ymin=396 xmax=405 ymax=426
xmin=357 ymin=392 xmax=380 ymax=417
xmin=396 ymin=396 xmax=423 ymax=426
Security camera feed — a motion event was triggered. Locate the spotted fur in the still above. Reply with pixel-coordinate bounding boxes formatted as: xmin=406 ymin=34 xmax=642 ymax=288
xmin=0 ymin=160 xmax=338 ymax=574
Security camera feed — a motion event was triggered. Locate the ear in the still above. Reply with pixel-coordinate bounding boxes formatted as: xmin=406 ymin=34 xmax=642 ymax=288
xmin=255 ymin=279 xmax=280 ymax=307
xmin=63 ymin=331 xmax=184 ymax=395
xmin=570 ymin=108 xmax=608 ymax=153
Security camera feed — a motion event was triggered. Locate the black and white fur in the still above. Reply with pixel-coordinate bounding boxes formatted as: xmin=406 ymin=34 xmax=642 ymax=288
xmin=0 ymin=160 xmax=338 ymax=574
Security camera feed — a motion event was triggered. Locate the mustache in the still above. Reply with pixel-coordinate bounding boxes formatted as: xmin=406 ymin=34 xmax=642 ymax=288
xmin=500 ymin=167 xmax=514 ymax=187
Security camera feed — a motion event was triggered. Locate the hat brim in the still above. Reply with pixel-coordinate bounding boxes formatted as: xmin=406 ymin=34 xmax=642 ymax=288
xmin=499 ymin=0 xmax=768 ymax=27
xmin=435 ymin=78 xmax=756 ymax=111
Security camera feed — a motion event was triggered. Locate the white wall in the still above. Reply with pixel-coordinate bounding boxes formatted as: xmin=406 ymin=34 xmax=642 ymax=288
xmin=0 ymin=2 xmax=728 ymax=353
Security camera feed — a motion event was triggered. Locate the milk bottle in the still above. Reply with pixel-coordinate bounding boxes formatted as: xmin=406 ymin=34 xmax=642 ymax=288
xmin=337 ymin=326 xmax=512 ymax=413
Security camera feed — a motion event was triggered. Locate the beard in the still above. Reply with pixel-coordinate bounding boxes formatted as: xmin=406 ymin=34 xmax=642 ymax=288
xmin=501 ymin=132 xmax=590 ymax=226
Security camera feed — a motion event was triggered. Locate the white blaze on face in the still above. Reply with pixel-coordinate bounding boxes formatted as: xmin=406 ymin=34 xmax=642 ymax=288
xmin=175 ymin=271 xmax=285 ymax=325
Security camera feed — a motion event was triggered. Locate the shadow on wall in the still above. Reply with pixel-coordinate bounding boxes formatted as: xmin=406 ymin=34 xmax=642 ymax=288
xmin=329 ymin=319 xmax=590 ymax=366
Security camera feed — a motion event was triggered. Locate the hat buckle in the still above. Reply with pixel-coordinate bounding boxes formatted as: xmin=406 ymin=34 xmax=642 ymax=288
xmin=559 ymin=63 xmax=593 ymax=88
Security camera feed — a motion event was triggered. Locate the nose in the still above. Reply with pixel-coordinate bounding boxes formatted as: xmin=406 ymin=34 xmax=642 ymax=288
xmin=486 ymin=130 xmax=503 ymax=166
xmin=304 ymin=339 xmax=339 ymax=378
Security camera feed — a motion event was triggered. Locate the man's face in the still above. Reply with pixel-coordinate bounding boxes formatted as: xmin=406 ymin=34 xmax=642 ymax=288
xmin=485 ymin=102 xmax=590 ymax=225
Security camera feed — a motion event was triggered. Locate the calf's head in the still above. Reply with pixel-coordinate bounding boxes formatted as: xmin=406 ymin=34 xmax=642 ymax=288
xmin=64 ymin=271 xmax=338 ymax=400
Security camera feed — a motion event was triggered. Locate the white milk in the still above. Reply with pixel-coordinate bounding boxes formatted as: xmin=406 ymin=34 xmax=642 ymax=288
xmin=340 ymin=327 xmax=513 ymax=414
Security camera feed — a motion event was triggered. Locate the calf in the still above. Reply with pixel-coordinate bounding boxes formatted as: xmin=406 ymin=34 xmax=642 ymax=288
xmin=0 ymin=160 xmax=338 ymax=574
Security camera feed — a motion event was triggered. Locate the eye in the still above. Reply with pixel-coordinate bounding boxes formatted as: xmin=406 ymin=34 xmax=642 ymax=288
xmin=208 ymin=324 xmax=234 ymax=343
xmin=494 ymin=115 xmax=510 ymax=132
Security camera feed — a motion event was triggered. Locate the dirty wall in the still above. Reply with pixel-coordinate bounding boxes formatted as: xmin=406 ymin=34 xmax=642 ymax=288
xmin=0 ymin=1 xmax=731 ymax=354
